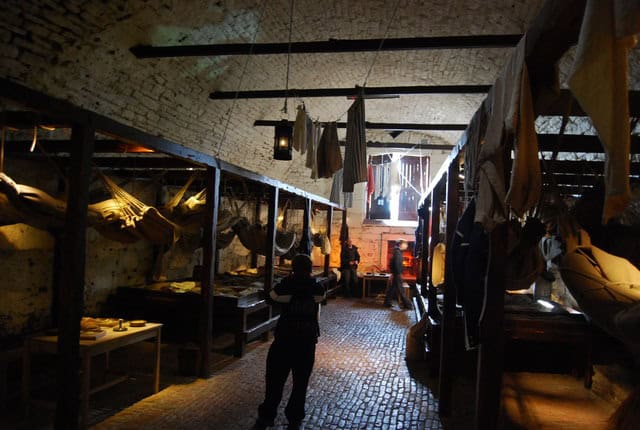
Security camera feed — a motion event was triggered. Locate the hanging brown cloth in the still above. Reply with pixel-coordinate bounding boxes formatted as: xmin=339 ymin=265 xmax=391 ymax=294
xmin=316 ymin=122 xmax=343 ymax=178
xmin=343 ymin=95 xmax=367 ymax=192
xmin=463 ymin=100 xmax=489 ymax=195
xmin=568 ymin=0 xmax=636 ymax=223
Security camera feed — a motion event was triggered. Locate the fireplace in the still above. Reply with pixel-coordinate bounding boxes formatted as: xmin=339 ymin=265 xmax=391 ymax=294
xmin=382 ymin=234 xmax=418 ymax=281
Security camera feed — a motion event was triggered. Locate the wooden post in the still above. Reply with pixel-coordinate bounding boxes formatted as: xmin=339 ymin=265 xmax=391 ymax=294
xmin=54 ymin=124 xmax=94 ymax=430
xmin=199 ymin=166 xmax=220 ymax=377
xmin=264 ymin=187 xmax=279 ymax=292
xmin=428 ymin=182 xmax=443 ymax=317
xmin=324 ymin=206 xmax=333 ymax=276
xmin=300 ymin=198 xmax=312 ymax=256
xmin=251 ymin=196 xmax=261 ymax=268
xmin=475 ymin=222 xmax=508 ymax=429
xmin=438 ymin=156 xmax=459 ymax=419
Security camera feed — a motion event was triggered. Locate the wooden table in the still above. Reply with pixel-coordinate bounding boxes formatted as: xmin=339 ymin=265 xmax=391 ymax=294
xmin=359 ymin=273 xmax=391 ymax=298
xmin=22 ymin=322 xmax=162 ymax=428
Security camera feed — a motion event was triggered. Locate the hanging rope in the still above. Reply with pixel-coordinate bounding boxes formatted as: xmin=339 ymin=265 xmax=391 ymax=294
xmin=281 ymin=0 xmax=295 ymax=115
xmin=215 ymin=0 xmax=268 ymax=156
xmin=335 ymin=0 xmax=401 ymax=122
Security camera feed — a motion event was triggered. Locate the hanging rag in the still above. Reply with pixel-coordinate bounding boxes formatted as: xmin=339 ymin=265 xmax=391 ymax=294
xmin=367 ymin=163 xmax=375 ymax=207
xmin=306 ymin=121 xmax=321 ymax=179
xmin=316 ymin=122 xmax=343 ymax=178
xmin=463 ymin=100 xmax=489 ymax=196
xmin=292 ymin=105 xmax=307 ymax=153
xmin=475 ymin=35 xmax=534 ymax=231
xmin=343 ymin=95 xmax=367 ymax=192
xmin=568 ymin=0 xmax=636 ymax=223
xmin=330 ymin=169 xmax=343 ymax=204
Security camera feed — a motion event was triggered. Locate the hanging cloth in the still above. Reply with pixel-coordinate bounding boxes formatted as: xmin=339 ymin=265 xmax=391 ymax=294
xmin=306 ymin=121 xmax=321 ymax=179
xmin=463 ymin=100 xmax=489 ymax=196
xmin=568 ymin=0 xmax=636 ymax=223
xmin=293 ymin=105 xmax=307 ymax=153
xmin=366 ymin=163 xmax=375 ymax=207
xmin=343 ymin=95 xmax=367 ymax=192
xmin=475 ymin=35 xmax=541 ymax=232
xmin=316 ymin=122 xmax=343 ymax=178
xmin=330 ymin=169 xmax=343 ymax=204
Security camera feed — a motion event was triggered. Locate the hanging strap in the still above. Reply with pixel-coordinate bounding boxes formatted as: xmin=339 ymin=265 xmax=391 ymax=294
xmin=163 ymin=174 xmax=197 ymax=211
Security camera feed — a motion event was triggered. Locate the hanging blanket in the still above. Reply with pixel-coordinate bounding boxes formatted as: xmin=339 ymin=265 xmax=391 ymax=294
xmin=343 ymin=95 xmax=367 ymax=192
xmin=316 ymin=122 xmax=343 ymax=178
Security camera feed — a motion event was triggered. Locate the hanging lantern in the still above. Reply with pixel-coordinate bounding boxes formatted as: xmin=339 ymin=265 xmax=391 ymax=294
xmin=273 ymin=120 xmax=293 ymax=160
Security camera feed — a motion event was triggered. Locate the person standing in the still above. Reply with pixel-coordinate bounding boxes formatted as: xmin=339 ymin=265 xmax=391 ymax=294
xmin=340 ymin=239 xmax=360 ymax=297
xmin=384 ymin=239 xmax=413 ymax=309
xmin=256 ymin=254 xmax=326 ymax=430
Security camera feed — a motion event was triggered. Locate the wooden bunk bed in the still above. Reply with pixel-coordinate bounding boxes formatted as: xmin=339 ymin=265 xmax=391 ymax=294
xmin=414 ymin=1 xmax=640 ymax=428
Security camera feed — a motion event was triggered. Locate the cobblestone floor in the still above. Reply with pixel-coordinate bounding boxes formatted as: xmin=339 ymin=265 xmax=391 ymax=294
xmin=93 ymin=298 xmax=443 ymax=430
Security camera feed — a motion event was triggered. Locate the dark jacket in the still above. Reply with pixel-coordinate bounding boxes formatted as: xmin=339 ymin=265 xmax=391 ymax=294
xmin=340 ymin=245 xmax=360 ymax=270
xmin=391 ymin=247 xmax=404 ymax=275
xmin=269 ymin=275 xmax=326 ymax=343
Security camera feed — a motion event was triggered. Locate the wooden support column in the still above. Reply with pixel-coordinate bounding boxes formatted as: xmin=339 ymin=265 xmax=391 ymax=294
xmin=427 ymin=182 xmax=443 ymax=317
xmin=250 ymin=196 xmax=261 ymax=268
xmin=54 ymin=124 xmax=94 ymax=430
xmin=324 ymin=207 xmax=333 ymax=276
xmin=438 ymin=157 xmax=459 ymax=419
xmin=264 ymin=187 xmax=279 ymax=292
xmin=300 ymin=198 xmax=312 ymax=256
xmin=475 ymin=222 xmax=508 ymax=430
xmin=199 ymin=166 xmax=220 ymax=377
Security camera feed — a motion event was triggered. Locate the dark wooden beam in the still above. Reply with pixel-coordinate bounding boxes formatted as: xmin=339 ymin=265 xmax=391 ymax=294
xmin=538 ymin=134 xmax=640 ymax=153
xmin=132 ymin=34 xmax=523 ymax=58
xmin=542 ymin=160 xmax=640 ymax=176
xmin=324 ymin=206 xmax=333 ymax=276
xmin=251 ymin=197 xmax=261 ymax=269
xmin=539 ymin=90 xmax=640 ymax=117
xmin=0 ymin=79 xmax=217 ymax=167
xmin=6 ymin=138 xmax=456 ymax=159
xmin=199 ymin=167 xmax=220 ymax=378
xmin=427 ymin=181 xmax=444 ymax=317
xmin=255 ymin=120 xmax=467 ymax=131
xmin=438 ymin=156 xmax=460 ymax=419
xmin=55 ymin=124 xmax=94 ymax=430
xmin=211 ymin=85 xmax=491 ymax=99
xmin=475 ymin=222 xmax=508 ymax=430
xmin=264 ymin=187 xmax=279 ymax=293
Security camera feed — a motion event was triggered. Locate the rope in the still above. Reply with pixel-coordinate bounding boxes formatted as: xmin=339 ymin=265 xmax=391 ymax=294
xmin=281 ymin=0 xmax=295 ymax=115
xmin=335 ymin=0 xmax=401 ymax=122
xmin=215 ymin=0 xmax=268 ymax=156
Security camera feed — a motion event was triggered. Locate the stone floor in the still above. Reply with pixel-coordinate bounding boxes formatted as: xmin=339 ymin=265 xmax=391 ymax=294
xmin=90 ymin=297 xmax=442 ymax=430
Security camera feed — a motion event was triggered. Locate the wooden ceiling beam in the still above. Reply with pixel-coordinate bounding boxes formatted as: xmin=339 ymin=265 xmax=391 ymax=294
xmin=254 ymin=119 xmax=467 ymax=131
xmin=131 ymin=34 xmax=523 ymax=59
xmin=537 ymin=134 xmax=640 ymax=153
xmin=211 ymin=85 xmax=491 ymax=99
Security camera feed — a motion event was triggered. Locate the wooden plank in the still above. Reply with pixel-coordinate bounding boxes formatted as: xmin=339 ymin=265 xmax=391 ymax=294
xmin=324 ymin=207 xmax=333 ymax=276
xmin=475 ymin=222 xmax=508 ymax=430
xmin=300 ymin=199 xmax=312 ymax=256
xmin=427 ymin=181 xmax=444 ymax=318
xmin=438 ymin=156 xmax=460 ymax=419
xmin=264 ymin=187 xmax=279 ymax=292
xmin=211 ymin=85 xmax=491 ymax=99
xmin=255 ymin=120 xmax=467 ymax=131
xmin=251 ymin=197 xmax=261 ymax=269
xmin=54 ymin=124 xmax=94 ymax=430
xmin=199 ymin=167 xmax=220 ymax=378
xmin=132 ymin=34 xmax=522 ymax=58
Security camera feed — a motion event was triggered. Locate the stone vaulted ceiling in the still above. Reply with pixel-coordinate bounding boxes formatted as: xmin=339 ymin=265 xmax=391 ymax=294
xmin=0 ymin=0 xmax=638 ymax=197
